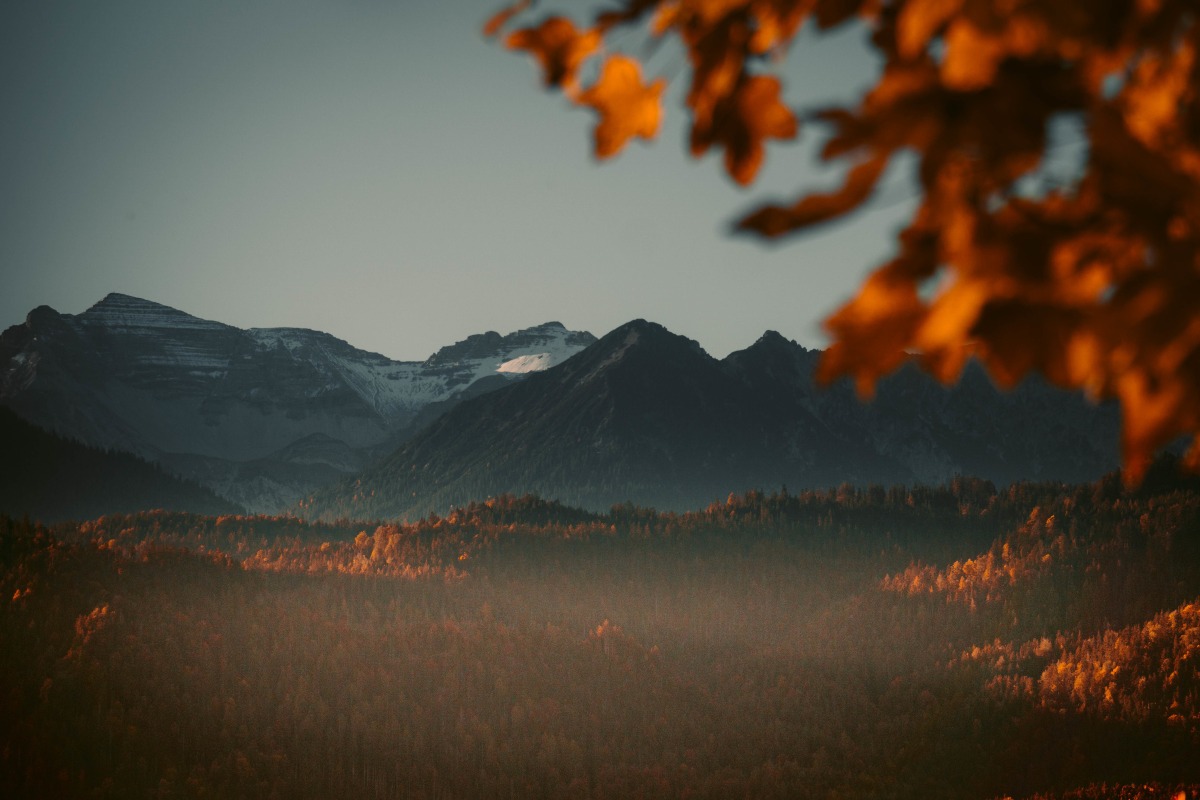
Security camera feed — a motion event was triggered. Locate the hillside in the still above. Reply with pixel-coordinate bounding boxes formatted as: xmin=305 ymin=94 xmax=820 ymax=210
xmin=0 ymin=407 xmax=240 ymax=522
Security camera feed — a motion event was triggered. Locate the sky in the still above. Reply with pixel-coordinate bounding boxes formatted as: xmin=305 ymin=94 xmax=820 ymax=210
xmin=1 ymin=0 xmax=917 ymax=361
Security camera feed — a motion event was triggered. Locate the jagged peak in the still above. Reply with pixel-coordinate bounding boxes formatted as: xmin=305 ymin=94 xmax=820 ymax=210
xmin=87 ymin=292 xmax=175 ymax=313
xmin=748 ymin=330 xmax=814 ymax=354
xmin=604 ymin=319 xmax=702 ymax=348
xmin=25 ymin=304 xmax=64 ymax=326
xmin=424 ymin=321 xmax=593 ymax=366
xmin=757 ymin=330 xmax=791 ymax=346
xmin=80 ymin=293 xmax=230 ymax=331
xmin=572 ymin=320 xmax=714 ymax=376
xmin=726 ymin=330 xmax=811 ymax=360
xmin=604 ymin=318 xmax=665 ymax=340
xmin=721 ymin=329 xmax=819 ymax=389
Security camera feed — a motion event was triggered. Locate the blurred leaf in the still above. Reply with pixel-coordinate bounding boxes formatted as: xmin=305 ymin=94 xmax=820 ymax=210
xmin=577 ymin=56 xmax=666 ymax=158
xmin=738 ymin=153 xmax=887 ymax=235
xmin=507 ymin=16 xmax=601 ymax=89
xmin=897 ymin=0 xmax=962 ymax=59
xmin=694 ymin=75 xmax=798 ymax=185
xmin=492 ymin=0 xmax=1200 ymax=480
xmin=483 ymin=0 xmax=532 ymax=38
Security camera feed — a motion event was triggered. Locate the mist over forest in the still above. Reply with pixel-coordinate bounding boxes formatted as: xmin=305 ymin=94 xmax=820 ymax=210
xmin=4 ymin=471 xmax=1199 ymax=798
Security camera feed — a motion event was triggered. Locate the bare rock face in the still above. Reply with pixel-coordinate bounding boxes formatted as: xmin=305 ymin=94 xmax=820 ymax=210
xmin=0 ymin=293 xmax=595 ymax=512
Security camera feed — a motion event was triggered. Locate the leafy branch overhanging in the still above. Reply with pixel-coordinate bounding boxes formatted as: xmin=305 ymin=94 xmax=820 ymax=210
xmin=487 ymin=0 xmax=1200 ymax=480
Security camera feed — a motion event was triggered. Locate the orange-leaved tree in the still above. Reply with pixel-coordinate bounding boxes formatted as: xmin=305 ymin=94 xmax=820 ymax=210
xmin=486 ymin=0 xmax=1200 ymax=480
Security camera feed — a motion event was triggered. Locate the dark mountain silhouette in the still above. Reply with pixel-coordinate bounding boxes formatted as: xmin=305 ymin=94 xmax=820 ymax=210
xmin=0 ymin=406 xmax=240 ymax=522
xmin=302 ymin=320 xmax=1121 ymax=520
xmin=0 ymin=293 xmax=594 ymax=511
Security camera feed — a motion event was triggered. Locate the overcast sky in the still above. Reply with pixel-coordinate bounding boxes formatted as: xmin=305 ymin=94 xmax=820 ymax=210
xmin=1 ymin=0 xmax=916 ymax=360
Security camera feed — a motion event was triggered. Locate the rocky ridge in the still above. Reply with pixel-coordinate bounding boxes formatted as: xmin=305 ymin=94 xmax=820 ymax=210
xmin=302 ymin=320 xmax=1121 ymax=520
xmin=0 ymin=294 xmax=596 ymax=512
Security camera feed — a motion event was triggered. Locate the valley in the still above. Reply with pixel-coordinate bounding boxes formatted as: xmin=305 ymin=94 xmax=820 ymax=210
xmin=3 ymin=478 xmax=1198 ymax=798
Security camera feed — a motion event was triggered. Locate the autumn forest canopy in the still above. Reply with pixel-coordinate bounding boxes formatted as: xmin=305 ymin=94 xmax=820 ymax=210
xmin=487 ymin=0 xmax=1200 ymax=481
xmin=3 ymin=471 xmax=1200 ymax=798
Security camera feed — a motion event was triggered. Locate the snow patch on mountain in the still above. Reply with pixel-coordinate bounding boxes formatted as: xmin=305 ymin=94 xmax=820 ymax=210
xmin=498 ymin=353 xmax=554 ymax=373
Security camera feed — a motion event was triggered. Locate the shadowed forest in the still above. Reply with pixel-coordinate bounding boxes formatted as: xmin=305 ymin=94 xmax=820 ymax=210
xmin=3 ymin=468 xmax=1200 ymax=799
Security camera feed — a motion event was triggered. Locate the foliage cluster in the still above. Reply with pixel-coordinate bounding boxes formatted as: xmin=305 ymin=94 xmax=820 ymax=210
xmin=488 ymin=0 xmax=1200 ymax=478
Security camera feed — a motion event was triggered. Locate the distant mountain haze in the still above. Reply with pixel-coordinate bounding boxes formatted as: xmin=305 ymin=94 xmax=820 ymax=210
xmin=302 ymin=319 xmax=1122 ymax=521
xmin=0 ymin=406 xmax=239 ymax=522
xmin=2 ymin=294 xmax=1121 ymax=521
xmin=1 ymin=293 xmax=595 ymax=512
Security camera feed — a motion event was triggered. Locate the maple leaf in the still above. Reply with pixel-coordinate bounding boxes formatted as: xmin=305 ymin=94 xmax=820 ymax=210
xmin=682 ymin=13 xmax=750 ymax=133
xmin=737 ymin=153 xmax=887 ymax=235
xmin=694 ymin=74 xmax=798 ymax=185
xmin=507 ymin=16 xmax=601 ymax=90
xmin=577 ymin=56 xmax=667 ymax=158
xmin=817 ymin=270 xmax=926 ymax=397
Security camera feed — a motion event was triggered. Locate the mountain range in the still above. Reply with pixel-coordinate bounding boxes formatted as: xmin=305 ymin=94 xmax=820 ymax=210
xmin=2 ymin=295 xmax=1123 ymax=521
xmin=0 ymin=294 xmax=594 ymax=512
xmin=302 ymin=319 xmax=1121 ymax=520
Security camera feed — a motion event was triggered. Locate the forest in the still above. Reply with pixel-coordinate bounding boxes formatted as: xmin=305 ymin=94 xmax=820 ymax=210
xmin=2 ymin=468 xmax=1199 ymax=799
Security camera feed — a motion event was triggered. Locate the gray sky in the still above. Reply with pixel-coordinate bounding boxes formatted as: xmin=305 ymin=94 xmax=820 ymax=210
xmin=1 ymin=0 xmax=915 ymax=360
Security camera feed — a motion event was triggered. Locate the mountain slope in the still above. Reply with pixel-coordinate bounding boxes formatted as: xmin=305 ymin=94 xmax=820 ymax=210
xmin=304 ymin=322 xmax=1121 ymax=521
xmin=724 ymin=331 xmax=1121 ymax=487
xmin=305 ymin=320 xmax=765 ymax=516
xmin=0 ymin=407 xmax=240 ymax=522
xmin=0 ymin=294 xmax=595 ymax=511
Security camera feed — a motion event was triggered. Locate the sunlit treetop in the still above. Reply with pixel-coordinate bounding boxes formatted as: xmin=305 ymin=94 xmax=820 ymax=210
xmin=486 ymin=0 xmax=1200 ymax=481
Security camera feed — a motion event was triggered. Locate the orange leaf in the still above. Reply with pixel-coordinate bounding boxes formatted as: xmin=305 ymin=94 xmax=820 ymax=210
xmin=1116 ymin=366 xmax=1189 ymax=483
xmin=972 ymin=301 xmax=1086 ymax=389
xmin=818 ymin=270 xmax=926 ymax=396
xmin=577 ymin=56 xmax=666 ymax=159
xmin=737 ymin=153 xmax=886 ymax=236
xmin=695 ymin=75 xmax=798 ymax=185
xmin=914 ymin=277 xmax=988 ymax=370
xmin=507 ymin=16 xmax=601 ymax=90
xmin=896 ymin=0 xmax=963 ymax=60
xmin=650 ymin=2 xmax=681 ymax=36
xmin=749 ymin=0 xmax=812 ymax=53
xmin=941 ymin=19 xmax=1007 ymax=90
xmin=483 ymin=0 xmax=531 ymax=39
xmin=683 ymin=14 xmax=749 ymax=129
xmin=1123 ymin=38 xmax=1195 ymax=149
